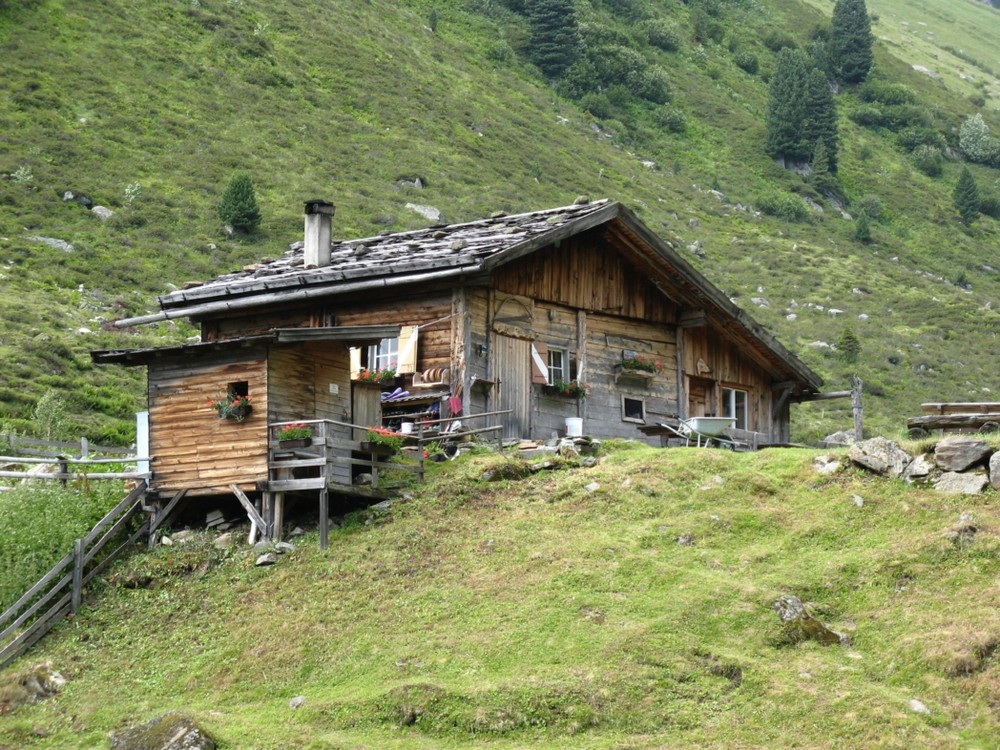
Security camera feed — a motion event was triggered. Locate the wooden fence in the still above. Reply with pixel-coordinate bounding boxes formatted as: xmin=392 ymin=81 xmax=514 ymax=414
xmin=0 ymin=481 xmax=149 ymax=670
xmin=0 ymin=433 xmax=133 ymax=459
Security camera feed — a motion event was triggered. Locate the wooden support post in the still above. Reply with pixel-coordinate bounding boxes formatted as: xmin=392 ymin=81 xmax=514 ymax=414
xmin=58 ymin=457 xmax=68 ymax=488
xmin=231 ymin=485 xmax=268 ymax=540
xmin=273 ymin=493 xmax=284 ymax=542
xmin=147 ymin=489 xmax=187 ymax=548
xmin=319 ymin=489 xmax=329 ymax=550
xmin=80 ymin=437 xmax=89 ymax=459
xmin=71 ymin=538 xmax=84 ymax=614
xmin=851 ymin=374 xmax=864 ymax=442
xmin=417 ymin=423 xmax=425 ymax=482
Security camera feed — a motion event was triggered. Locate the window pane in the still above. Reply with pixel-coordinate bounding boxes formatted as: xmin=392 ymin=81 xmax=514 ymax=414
xmin=547 ymin=349 xmax=565 ymax=384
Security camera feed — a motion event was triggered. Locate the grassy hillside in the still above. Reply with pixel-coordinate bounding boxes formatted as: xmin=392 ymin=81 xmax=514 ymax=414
xmin=2 ymin=0 xmax=1000 ymax=444
xmin=1 ymin=444 xmax=998 ymax=748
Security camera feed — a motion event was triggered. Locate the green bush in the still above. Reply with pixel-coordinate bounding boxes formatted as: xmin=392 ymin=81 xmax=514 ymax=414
xmin=978 ymin=192 xmax=1000 ymax=219
xmin=857 ymin=80 xmax=917 ymax=105
xmin=630 ymin=65 xmax=673 ymax=104
xmin=642 ymin=18 xmax=681 ymax=52
xmin=653 ymin=104 xmax=686 ymax=133
xmin=733 ymin=50 xmax=759 ymax=74
xmin=896 ymin=126 xmax=946 ymax=152
xmin=857 ymin=193 xmax=884 ymax=222
xmin=763 ymin=30 xmax=797 ymax=52
xmin=580 ymin=92 xmax=613 ymax=119
xmin=912 ymin=144 xmax=944 ymax=177
xmin=755 ymin=191 xmax=811 ymax=222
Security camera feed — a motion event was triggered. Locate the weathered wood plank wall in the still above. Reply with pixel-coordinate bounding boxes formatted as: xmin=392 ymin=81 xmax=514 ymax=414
xmin=148 ymin=353 xmax=268 ymax=493
xmin=682 ymin=327 xmax=775 ymax=435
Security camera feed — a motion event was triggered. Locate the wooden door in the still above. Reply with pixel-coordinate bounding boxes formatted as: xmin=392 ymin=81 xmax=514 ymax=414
xmin=494 ymin=334 xmax=531 ymax=439
xmin=688 ymin=376 xmax=715 ymax=417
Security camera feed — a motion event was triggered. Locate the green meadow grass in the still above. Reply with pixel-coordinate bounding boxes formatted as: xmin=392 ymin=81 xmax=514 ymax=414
xmin=1 ymin=444 xmax=997 ymax=748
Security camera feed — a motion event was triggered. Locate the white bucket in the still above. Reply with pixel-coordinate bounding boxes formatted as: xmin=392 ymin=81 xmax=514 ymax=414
xmin=400 ymin=422 xmax=414 ymax=435
xmin=565 ymin=417 xmax=583 ymax=437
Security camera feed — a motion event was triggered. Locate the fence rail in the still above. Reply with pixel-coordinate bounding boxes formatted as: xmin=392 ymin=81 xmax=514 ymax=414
xmin=0 ymin=433 xmax=134 ymax=459
xmin=0 ymin=481 xmax=148 ymax=670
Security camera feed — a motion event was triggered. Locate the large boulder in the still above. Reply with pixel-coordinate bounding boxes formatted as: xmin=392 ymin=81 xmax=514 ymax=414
xmin=902 ymin=453 xmax=936 ymax=482
xmin=933 ymin=471 xmax=990 ymax=495
xmin=990 ymin=452 xmax=1000 ymax=490
xmin=0 ymin=662 xmax=66 ymax=713
xmin=848 ymin=437 xmax=912 ymax=478
xmin=109 ymin=712 xmax=216 ymax=750
xmin=934 ymin=437 xmax=992 ymax=473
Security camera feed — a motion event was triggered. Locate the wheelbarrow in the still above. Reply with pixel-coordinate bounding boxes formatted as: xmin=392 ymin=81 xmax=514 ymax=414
xmin=657 ymin=416 xmax=737 ymax=448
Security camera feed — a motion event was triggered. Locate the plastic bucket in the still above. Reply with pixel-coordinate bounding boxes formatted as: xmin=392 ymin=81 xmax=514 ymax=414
xmin=400 ymin=422 xmax=414 ymax=435
xmin=565 ymin=417 xmax=583 ymax=437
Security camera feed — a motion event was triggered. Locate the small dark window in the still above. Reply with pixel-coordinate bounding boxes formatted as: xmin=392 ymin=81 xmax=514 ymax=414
xmin=228 ymin=381 xmax=249 ymax=399
xmin=622 ymin=396 xmax=645 ymax=423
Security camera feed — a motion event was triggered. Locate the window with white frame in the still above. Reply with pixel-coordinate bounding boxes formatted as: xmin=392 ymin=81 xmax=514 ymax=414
xmin=722 ymin=387 xmax=749 ymax=430
xmin=547 ymin=348 xmax=567 ymax=385
xmin=622 ymin=395 xmax=645 ymax=423
xmin=367 ymin=337 xmax=399 ymax=372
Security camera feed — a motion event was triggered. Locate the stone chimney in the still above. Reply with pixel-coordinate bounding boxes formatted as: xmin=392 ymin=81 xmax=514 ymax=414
xmin=303 ymin=200 xmax=335 ymax=267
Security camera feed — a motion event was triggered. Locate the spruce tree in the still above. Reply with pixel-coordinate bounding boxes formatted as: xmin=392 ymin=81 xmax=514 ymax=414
xmin=218 ymin=172 xmax=262 ymax=233
xmin=829 ymin=0 xmax=873 ymax=84
xmin=810 ymin=140 xmax=838 ymax=196
xmin=854 ymin=210 xmax=872 ymax=243
xmin=525 ymin=0 xmax=582 ymax=79
xmin=765 ymin=48 xmax=810 ymax=165
xmin=804 ymin=68 xmax=838 ymax=173
xmin=953 ymin=167 xmax=981 ymax=226
xmin=838 ymin=326 xmax=862 ymax=363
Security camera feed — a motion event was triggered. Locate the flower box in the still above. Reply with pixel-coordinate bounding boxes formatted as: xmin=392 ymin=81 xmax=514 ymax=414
xmin=360 ymin=441 xmax=396 ymax=458
xmin=278 ymin=438 xmax=311 ymax=450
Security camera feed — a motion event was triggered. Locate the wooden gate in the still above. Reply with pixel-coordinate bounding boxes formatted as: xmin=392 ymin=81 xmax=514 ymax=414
xmin=494 ymin=334 xmax=531 ymax=439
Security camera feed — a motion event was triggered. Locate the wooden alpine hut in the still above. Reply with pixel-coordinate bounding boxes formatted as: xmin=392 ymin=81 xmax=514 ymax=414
xmin=93 ymin=198 xmax=822 ymax=542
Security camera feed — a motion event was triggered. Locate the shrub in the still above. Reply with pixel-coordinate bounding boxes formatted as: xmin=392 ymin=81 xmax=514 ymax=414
xmin=912 ymin=144 xmax=944 ymax=177
xmin=733 ymin=50 xmax=759 ymax=74
xmin=756 ymin=191 xmax=811 ymax=222
xmin=978 ymin=192 xmax=1000 ymax=219
xmin=858 ymin=81 xmax=916 ymax=105
xmin=896 ymin=126 xmax=946 ymax=152
xmin=630 ymin=65 xmax=673 ymax=104
xmin=854 ymin=211 xmax=872 ymax=243
xmin=653 ymin=104 xmax=686 ymax=133
xmin=217 ymin=172 xmax=262 ymax=233
xmin=487 ymin=39 xmax=515 ymax=63
xmin=643 ymin=18 xmax=681 ymax=52
xmin=857 ymin=193 xmax=884 ymax=221
xmin=763 ymin=30 xmax=797 ymax=52
xmin=579 ymin=92 xmax=613 ymax=119
xmin=691 ymin=9 xmax=725 ymax=44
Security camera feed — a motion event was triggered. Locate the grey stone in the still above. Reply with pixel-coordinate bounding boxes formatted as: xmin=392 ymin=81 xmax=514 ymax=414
xmin=255 ymin=552 xmax=278 ymax=566
xmin=908 ymin=699 xmax=931 ymax=715
xmin=26 ymin=235 xmax=74 ymax=252
xmin=933 ymin=471 xmax=989 ymax=495
xmin=851 ymin=494 xmax=864 ymax=508
xmin=289 ymin=527 xmax=305 ymax=537
xmin=933 ymin=437 xmax=992 ymax=472
xmin=212 ymin=532 xmax=235 ymax=549
xmin=677 ymin=533 xmax=695 ymax=546
xmin=990 ymin=452 xmax=1000 ymax=489
xmin=288 ymin=696 xmax=306 ymax=709
xmin=110 ymin=712 xmax=215 ymax=749
xmin=772 ymin=594 xmax=846 ymax=646
xmin=274 ymin=541 xmax=295 ymax=554
xmin=354 ymin=472 xmax=373 ymax=486
xmin=0 ymin=662 xmax=66 ymax=711
xmin=370 ymin=499 xmax=395 ymax=513
xmin=172 ymin=529 xmax=195 ymax=544
xmin=820 ymin=431 xmax=855 ymax=448
xmin=91 ymin=205 xmax=114 ymax=221
xmin=404 ymin=202 xmax=442 ymax=222
xmin=848 ymin=437 xmax=912 ymax=478
xmin=584 ymin=481 xmax=600 ymax=493
xmin=252 ymin=540 xmax=271 ymax=554
xmin=160 ymin=535 xmax=173 ymax=546
xmin=812 ymin=454 xmax=842 ymax=475
xmin=902 ymin=453 xmax=935 ymax=481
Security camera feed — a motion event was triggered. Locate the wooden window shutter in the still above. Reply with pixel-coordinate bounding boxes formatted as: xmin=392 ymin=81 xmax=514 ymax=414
xmin=349 ymin=347 xmax=361 ymax=380
xmin=397 ymin=325 xmax=418 ymax=374
xmin=530 ymin=341 xmax=548 ymax=384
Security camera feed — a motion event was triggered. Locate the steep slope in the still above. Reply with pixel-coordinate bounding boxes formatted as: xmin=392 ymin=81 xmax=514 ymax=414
xmin=1 ymin=446 xmax=998 ymax=748
xmin=1 ymin=0 xmax=1000 ymax=443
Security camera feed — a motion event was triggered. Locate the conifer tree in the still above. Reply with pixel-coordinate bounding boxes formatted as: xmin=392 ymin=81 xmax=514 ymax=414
xmin=765 ymin=48 xmax=810 ymax=165
xmin=854 ymin=210 xmax=872 ymax=243
xmin=218 ymin=172 xmax=262 ymax=233
xmin=804 ymin=68 xmax=838 ymax=173
xmin=525 ymin=0 xmax=582 ymax=78
xmin=829 ymin=0 xmax=873 ymax=84
xmin=810 ymin=140 xmax=838 ymax=196
xmin=953 ymin=167 xmax=981 ymax=226
xmin=838 ymin=326 xmax=862 ymax=363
